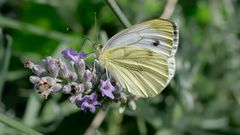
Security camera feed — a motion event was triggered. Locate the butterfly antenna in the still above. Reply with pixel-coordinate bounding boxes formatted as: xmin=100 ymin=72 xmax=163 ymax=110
xmin=94 ymin=12 xmax=99 ymax=44
xmin=93 ymin=59 xmax=96 ymax=70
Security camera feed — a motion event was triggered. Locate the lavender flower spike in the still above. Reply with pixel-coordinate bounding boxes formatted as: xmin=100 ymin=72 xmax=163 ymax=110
xmin=61 ymin=48 xmax=86 ymax=63
xmin=75 ymin=93 xmax=100 ymax=113
xmin=99 ymin=79 xmax=115 ymax=99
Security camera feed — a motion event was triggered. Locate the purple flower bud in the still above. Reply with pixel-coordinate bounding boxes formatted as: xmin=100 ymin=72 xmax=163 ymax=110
xmin=25 ymin=61 xmax=45 ymax=76
xmin=68 ymin=72 xmax=77 ymax=82
xmin=74 ymin=59 xmax=85 ymax=80
xmin=58 ymin=59 xmax=69 ymax=79
xmin=43 ymin=56 xmax=55 ymax=66
xmin=32 ymin=65 xmax=46 ymax=76
xmin=61 ymin=48 xmax=86 ymax=63
xmin=62 ymin=85 xmax=71 ymax=94
xmin=84 ymin=82 xmax=92 ymax=90
xmin=50 ymin=83 xmax=62 ymax=93
xmin=84 ymin=69 xmax=92 ymax=82
xmin=75 ymin=93 xmax=100 ymax=113
xmin=50 ymin=66 xmax=59 ymax=78
xmin=99 ymin=79 xmax=115 ymax=99
xmin=29 ymin=76 xmax=40 ymax=84
xmin=43 ymin=57 xmax=59 ymax=78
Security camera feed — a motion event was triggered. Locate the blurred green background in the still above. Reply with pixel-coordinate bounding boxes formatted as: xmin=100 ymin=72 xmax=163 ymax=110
xmin=0 ymin=0 xmax=240 ymax=135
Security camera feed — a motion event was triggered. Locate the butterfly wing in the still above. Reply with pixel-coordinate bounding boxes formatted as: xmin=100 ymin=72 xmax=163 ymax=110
xmin=99 ymin=19 xmax=178 ymax=97
xmin=100 ymin=45 xmax=175 ymax=97
xmin=103 ymin=19 xmax=178 ymax=57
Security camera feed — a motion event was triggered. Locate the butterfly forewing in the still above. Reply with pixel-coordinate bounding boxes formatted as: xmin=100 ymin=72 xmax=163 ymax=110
xmin=103 ymin=19 xmax=178 ymax=57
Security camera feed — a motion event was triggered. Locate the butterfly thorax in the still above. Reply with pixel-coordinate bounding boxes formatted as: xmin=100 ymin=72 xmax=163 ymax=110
xmin=95 ymin=44 xmax=103 ymax=58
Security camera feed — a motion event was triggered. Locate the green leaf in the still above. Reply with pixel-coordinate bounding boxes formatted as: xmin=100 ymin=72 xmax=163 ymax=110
xmin=0 ymin=112 xmax=43 ymax=135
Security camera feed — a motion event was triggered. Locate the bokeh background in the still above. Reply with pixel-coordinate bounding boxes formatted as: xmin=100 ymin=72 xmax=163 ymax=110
xmin=0 ymin=0 xmax=240 ymax=135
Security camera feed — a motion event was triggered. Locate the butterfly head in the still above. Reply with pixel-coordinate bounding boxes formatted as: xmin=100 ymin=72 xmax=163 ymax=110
xmin=95 ymin=43 xmax=103 ymax=59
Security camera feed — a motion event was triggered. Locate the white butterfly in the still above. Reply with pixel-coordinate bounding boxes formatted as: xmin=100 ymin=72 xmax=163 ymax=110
xmin=98 ymin=19 xmax=179 ymax=97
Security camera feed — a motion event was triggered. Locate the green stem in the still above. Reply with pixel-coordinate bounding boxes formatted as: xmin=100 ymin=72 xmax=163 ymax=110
xmin=160 ymin=0 xmax=178 ymax=19
xmin=0 ymin=15 xmax=78 ymax=42
xmin=23 ymin=93 xmax=42 ymax=127
xmin=83 ymin=109 xmax=109 ymax=135
xmin=0 ymin=33 xmax=12 ymax=101
xmin=137 ymin=118 xmax=147 ymax=135
xmin=104 ymin=0 xmax=131 ymax=28
xmin=0 ymin=112 xmax=43 ymax=135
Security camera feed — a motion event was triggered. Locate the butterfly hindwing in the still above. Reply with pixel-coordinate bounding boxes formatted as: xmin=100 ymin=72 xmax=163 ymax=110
xmin=100 ymin=45 xmax=173 ymax=97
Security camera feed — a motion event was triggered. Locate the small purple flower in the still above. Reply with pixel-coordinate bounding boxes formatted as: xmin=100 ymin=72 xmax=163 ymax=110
xmin=36 ymin=76 xmax=54 ymax=91
xmin=61 ymin=48 xmax=86 ymax=63
xmin=75 ymin=93 xmax=100 ymax=113
xmin=34 ymin=76 xmax=54 ymax=99
xmin=99 ymin=79 xmax=115 ymax=99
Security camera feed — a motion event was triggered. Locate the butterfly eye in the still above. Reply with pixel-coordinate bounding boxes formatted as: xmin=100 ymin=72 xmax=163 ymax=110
xmin=97 ymin=44 xmax=103 ymax=48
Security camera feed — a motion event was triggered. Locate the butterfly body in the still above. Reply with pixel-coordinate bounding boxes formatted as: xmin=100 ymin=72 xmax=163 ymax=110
xmin=98 ymin=19 xmax=179 ymax=97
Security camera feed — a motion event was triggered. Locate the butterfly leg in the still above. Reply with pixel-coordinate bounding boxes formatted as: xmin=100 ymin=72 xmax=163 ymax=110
xmin=93 ymin=59 xmax=97 ymax=71
xmin=106 ymin=68 xmax=109 ymax=79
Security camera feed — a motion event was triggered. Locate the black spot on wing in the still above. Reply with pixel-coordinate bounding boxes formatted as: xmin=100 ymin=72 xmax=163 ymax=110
xmin=152 ymin=40 xmax=160 ymax=46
